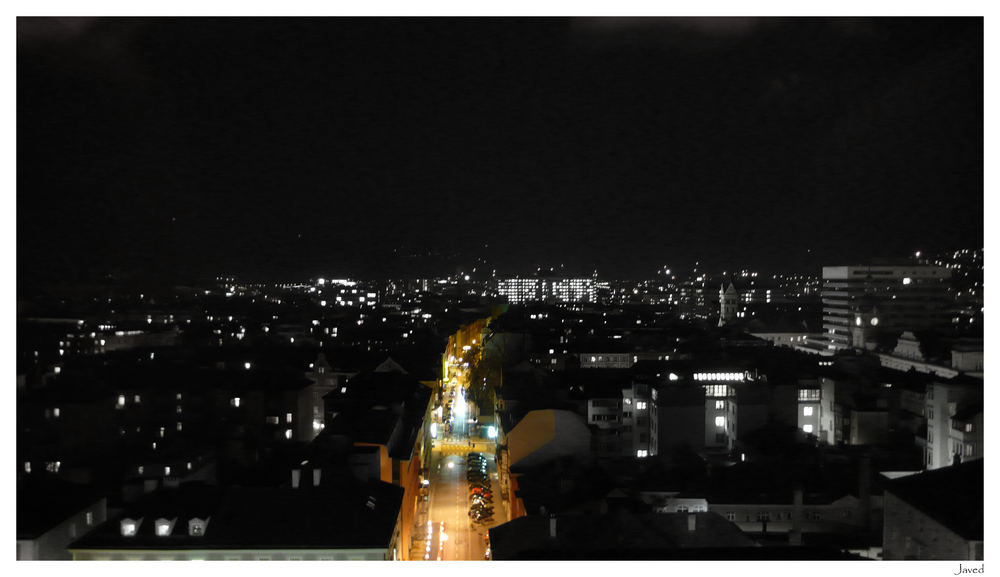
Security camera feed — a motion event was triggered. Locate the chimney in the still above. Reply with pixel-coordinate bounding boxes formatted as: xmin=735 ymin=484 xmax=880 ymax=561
xmin=291 ymin=468 xmax=301 ymax=489
xmin=859 ymin=455 xmax=872 ymax=529
xmin=687 ymin=514 xmax=697 ymax=532
xmin=789 ymin=487 xmax=803 ymax=546
xmin=313 ymin=468 xmax=322 ymax=487
xmin=549 ymin=514 xmax=557 ymax=538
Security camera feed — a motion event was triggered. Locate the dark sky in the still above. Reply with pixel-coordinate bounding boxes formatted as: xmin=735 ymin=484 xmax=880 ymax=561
xmin=17 ymin=17 xmax=983 ymax=285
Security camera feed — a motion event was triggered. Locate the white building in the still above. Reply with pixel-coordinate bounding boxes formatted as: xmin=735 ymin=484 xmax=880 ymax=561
xmin=797 ymin=378 xmax=836 ymax=444
xmin=921 ymin=379 xmax=983 ymax=470
xmin=821 ymin=265 xmax=952 ymax=352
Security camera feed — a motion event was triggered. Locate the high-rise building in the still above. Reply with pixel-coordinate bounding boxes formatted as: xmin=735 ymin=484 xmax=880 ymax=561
xmin=820 ymin=265 xmax=952 ymax=352
xmin=496 ymin=278 xmax=596 ymax=304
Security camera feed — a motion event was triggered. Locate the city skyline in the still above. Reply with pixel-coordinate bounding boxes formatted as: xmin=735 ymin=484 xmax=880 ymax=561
xmin=17 ymin=17 xmax=983 ymax=287
xmin=15 ymin=14 xmax=985 ymax=565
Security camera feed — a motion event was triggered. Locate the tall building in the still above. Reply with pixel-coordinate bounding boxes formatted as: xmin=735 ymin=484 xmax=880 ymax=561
xmin=820 ymin=265 xmax=952 ymax=352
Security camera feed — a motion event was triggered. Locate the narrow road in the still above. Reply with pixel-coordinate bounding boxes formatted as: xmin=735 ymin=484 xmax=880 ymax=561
xmin=419 ymin=370 xmax=505 ymax=560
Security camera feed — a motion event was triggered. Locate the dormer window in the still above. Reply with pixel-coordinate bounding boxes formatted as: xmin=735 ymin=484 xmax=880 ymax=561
xmin=188 ymin=517 xmax=209 ymax=537
xmin=121 ymin=518 xmax=142 ymax=537
xmin=155 ymin=518 xmax=175 ymax=537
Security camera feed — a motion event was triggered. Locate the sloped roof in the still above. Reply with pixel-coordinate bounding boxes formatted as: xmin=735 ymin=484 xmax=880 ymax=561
xmin=489 ymin=512 xmax=756 ymax=560
xmin=885 ymin=459 xmax=983 ymax=540
xmin=17 ymin=479 xmax=107 ymax=539
xmin=508 ymin=409 xmax=591 ymax=471
xmin=69 ymin=480 xmax=403 ymax=551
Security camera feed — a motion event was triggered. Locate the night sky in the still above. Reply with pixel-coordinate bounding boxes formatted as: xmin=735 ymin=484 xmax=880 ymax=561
xmin=17 ymin=17 xmax=983 ymax=286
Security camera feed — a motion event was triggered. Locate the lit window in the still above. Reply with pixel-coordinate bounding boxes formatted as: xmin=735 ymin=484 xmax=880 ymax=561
xmin=24 ymin=462 xmax=31 ymax=473
xmin=176 ymin=422 xmax=183 ymax=431
xmin=134 ymin=395 xmax=141 ymax=404
xmin=855 ymin=317 xmax=862 ymax=327
xmin=189 ymin=518 xmax=207 ymax=536
xmin=176 ymin=405 xmax=183 ymax=414
xmin=117 ymin=395 xmax=126 ymax=408
xmin=231 ymin=397 xmax=241 ymax=408
xmin=803 ymin=406 xmax=813 ymax=416
xmin=121 ymin=519 xmax=139 ymax=537
xmin=155 ymin=519 xmax=173 ymax=537
xmin=715 ymin=400 xmax=725 ymax=410
xmin=176 ymin=393 xmax=182 ymax=401
xmin=286 ymin=413 xmax=293 ymax=423
xmin=715 ymin=416 xmax=726 ymax=428
xmin=636 ymin=401 xmax=647 ymax=410
xmin=164 ymin=466 xmax=171 ymax=476
xmin=53 ymin=407 xmax=60 ymax=418
xmin=636 ymin=449 xmax=648 ymax=458
xmin=266 ymin=416 xmax=279 ymax=425
xmin=285 ymin=429 xmax=293 ymax=440
xmin=803 ymin=424 xmax=814 ymax=433
xmin=86 ymin=512 xmax=94 ymax=526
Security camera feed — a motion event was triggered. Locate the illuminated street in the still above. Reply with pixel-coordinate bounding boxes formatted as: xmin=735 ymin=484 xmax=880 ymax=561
xmin=420 ymin=359 xmax=504 ymax=561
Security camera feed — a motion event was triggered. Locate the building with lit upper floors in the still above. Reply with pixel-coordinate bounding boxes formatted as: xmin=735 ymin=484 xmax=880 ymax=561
xmin=586 ymin=381 xmax=658 ymax=458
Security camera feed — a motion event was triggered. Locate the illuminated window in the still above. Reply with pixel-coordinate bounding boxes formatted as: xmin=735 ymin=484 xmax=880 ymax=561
xmin=715 ymin=400 xmax=725 ymax=410
xmin=121 ymin=519 xmax=140 ymax=537
xmin=189 ymin=518 xmax=207 ymax=536
xmin=24 ymin=462 xmax=31 ymax=473
xmin=231 ymin=397 xmax=241 ymax=408
xmin=636 ymin=401 xmax=647 ymax=410
xmin=636 ymin=450 xmax=648 ymax=458
xmin=285 ymin=429 xmax=293 ymax=440
xmin=176 ymin=422 xmax=183 ymax=431
xmin=286 ymin=413 xmax=293 ymax=423
xmin=715 ymin=416 xmax=726 ymax=428
xmin=803 ymin=406 xmax=814 ymax=416
xmin=803 ymin=424 xmax=814 ymax=433
xmin=164 ymin=466 xmax=171 ymax=476
xmin=86 ymin=512 xmax=94 ymax=526
xmin=134 ymin=395 xmax=141 ymax=404
xmin=155 ymin=518 xmax=174 ymax=537
xmin=117 ymin=395 xmax=126 ymax=408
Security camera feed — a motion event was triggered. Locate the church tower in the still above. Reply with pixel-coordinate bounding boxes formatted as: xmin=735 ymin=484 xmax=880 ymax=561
xmin=718 ymin=280 xmax=738 ymax=327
